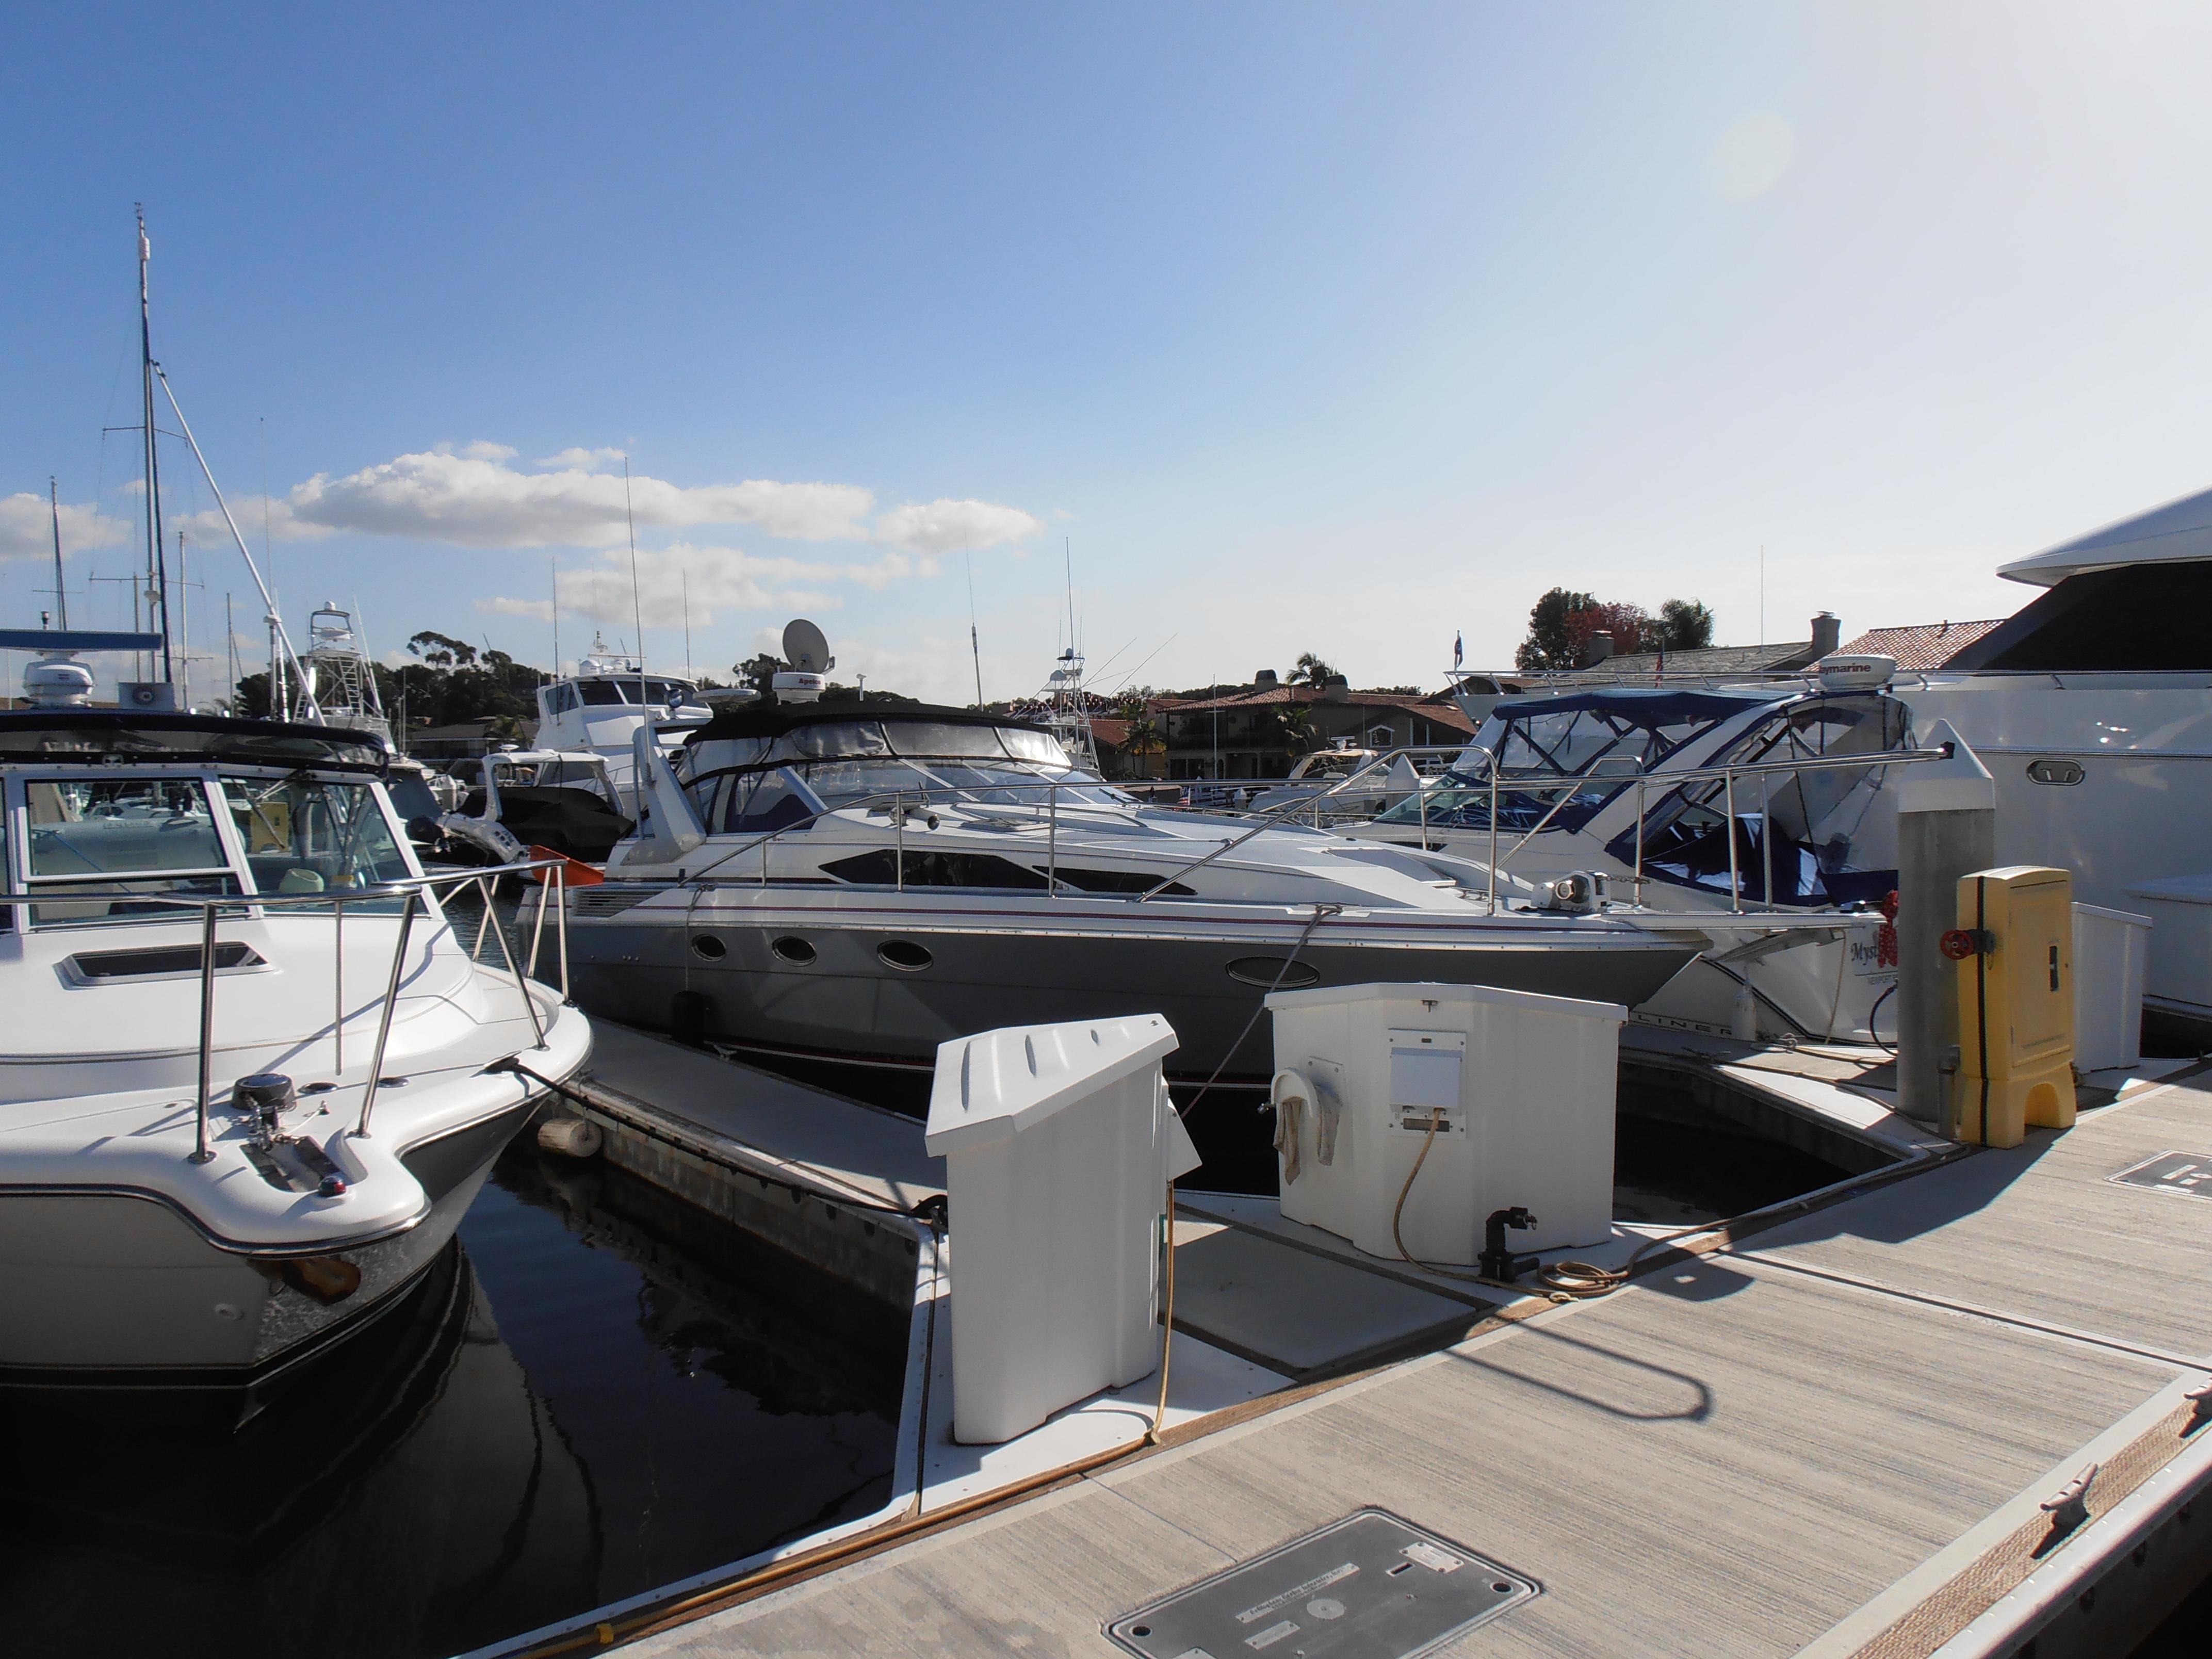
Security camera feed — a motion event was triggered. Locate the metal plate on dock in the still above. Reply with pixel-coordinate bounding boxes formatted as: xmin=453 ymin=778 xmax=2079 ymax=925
xmin=1106 ymin=1509 xmax=1537 ymax=1659
xmin=2108 ymin=1151 xmax=2212 ymax=1200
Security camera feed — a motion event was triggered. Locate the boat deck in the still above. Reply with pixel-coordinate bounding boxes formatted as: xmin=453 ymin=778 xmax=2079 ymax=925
xmin=614 ymin=1064 xmax=2212 ymax=1659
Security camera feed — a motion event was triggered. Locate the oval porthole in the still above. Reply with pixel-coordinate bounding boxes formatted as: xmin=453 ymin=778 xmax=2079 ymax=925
xmin=877 ymin=939 xmax=934 ymax=972
xmin=1225 ymin=956 xmax=1321 ymax=990
xmin=2026 ymin=758 xmax=2084 ymax=787
xmin=771 ymin=935 xmax=817 ymax=966
xmin=688 ymin=933 xmax=727 ymax=962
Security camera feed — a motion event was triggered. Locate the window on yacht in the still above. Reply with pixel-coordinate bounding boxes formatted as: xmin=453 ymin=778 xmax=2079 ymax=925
xmin=713 ymin=768 xmax=814 ymax=834
xmin=219 ymin=775 xmax=415 ymax=905
xmin=577 ymin=680 xmax=629 ymax=706
xmin=22 ymin=777 xmax=238 ymax=927
xmin=548 ymin=683 xmax=581 ymax=715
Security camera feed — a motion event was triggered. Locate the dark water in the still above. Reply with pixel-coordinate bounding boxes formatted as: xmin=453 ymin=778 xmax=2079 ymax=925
xmin=0 ymin=1144 xmax=906 ymax=1659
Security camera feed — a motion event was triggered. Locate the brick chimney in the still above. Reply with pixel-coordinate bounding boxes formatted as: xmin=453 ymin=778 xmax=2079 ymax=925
xmin=1583 ymin=630 xmax=1615 ymax=666
xmin=1810 ymin=612 xmax=1841 ymax=657
xmin=1254 ymin=669 xmax=1279 ymax=689
xmin=1320 ymin=675 xmax=1349 ymax=704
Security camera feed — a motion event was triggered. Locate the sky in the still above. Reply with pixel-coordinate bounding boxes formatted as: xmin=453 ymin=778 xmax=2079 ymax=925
xmin=6 ymin=3 xmax=2212 ymax=706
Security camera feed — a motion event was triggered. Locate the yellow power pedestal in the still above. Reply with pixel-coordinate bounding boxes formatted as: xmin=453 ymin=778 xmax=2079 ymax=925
xmin=1944 ymin=866 xmax=2078 ymax=1148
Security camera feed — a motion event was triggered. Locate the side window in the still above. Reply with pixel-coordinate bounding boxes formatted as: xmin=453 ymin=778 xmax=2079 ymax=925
xmin=721 ymin=770 xmax=811 ymax=833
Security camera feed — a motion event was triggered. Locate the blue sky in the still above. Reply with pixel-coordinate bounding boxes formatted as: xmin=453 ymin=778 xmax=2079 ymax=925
xmin=6 ymin=3 xmax=2211 ymax=704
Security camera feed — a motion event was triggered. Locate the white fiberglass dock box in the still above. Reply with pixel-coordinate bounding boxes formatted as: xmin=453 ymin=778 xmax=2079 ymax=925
xmin=2125 ymin=875 xmax=2212 ymax=1020
xmin=2072 ymin=902 xmax=2151 ymax=1071
xmin=1263 ymin=982 xmax=1624 ymax=1266
xmin=925 ymin=1014 xmax=1200 ymax=1444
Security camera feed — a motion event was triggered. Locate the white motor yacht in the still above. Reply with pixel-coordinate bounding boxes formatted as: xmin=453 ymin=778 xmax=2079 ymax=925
xmin=533 ymin=636 xmax=708 ymax=814
xmin=563 ymin=695 xmax=1701 ymax=1082
xmin=1353 ymin=682 xmax=1926 ymax=1043
xmin=0 ymin=652 xmax=591 ymax=1389
xmin=1897 ymin=487 xmax=2212 ymax=1033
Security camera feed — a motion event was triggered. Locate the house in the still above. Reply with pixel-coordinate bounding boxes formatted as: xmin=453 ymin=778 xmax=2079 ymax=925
xmin=1542 ymin=613 xmax=1846 ymax=687
xmin=1832 ymin=619 xmax=2006 ymax=671
xmin=1156 ymin=671 xmax=1475 ymax=780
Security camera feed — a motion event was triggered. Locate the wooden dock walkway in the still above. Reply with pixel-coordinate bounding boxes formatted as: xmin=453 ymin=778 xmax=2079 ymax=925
xmin=621 ymin=1068 xmax=2212 ymax=1659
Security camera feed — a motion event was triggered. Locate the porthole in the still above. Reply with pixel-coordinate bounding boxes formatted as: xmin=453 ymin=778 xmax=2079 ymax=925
xmin=689 ymin=933 xmax=727 ymax=962
xmin=877 ymin=939 xmax=934 ymax=972
xmin=771 ymin=935 xmax=817 ymax=966
xmin=1225 ymin=955 xmax=1321 ymax=990
xmin=2026 ymin=758 xmax=2084 ymax=787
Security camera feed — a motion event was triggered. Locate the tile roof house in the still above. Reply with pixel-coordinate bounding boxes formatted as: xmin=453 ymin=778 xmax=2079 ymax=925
xmin=1833 ymin=619 xmax=2007 ymax=672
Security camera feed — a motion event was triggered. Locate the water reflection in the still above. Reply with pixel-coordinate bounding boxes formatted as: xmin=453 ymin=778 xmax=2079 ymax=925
xmin=0 ymin=1144 xmax=905 ymax=1658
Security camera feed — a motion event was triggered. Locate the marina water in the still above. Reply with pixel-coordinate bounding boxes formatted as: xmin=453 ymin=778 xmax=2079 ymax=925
xmin=0 ymin=1142 xmax=907 ymax=1659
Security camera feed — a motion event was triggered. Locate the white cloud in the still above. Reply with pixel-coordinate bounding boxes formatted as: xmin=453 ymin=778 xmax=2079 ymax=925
xmin=460 ymin=441 xmax=519 ymax=462
xmin=176 ymin=494 xmax=337 ymax=546
xmin=534 ymin=446 xmax=627 ymax=473
xmin=477 ymin=595 xmax=555 ymax=622
xmin=0 ymin=494 xmax=129 ymax=562
xmin=1706 ymin=111 xmax=1796 ymax=202
xmin=274 ymin=446 xmax=876 ymax=548
xmin=540 ymin=540 xmax=864 ymax=629
xmin=873 ymin=497 xmax=1044 ymax=555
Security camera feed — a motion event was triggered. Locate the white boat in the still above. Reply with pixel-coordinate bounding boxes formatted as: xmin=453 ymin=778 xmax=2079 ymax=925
xmin=532 ymin=635 xmax=707 ymax=813
xmin=564 ymin=690 xmax=1701 ymax=1083
xmin=1896 ymin=487 xmax=2212 ymax=1032
xmin=436 ymin=746 xmax=633 ymax=867
xmin=1352 ymin=683 xmax=1925 ymax=1042
xmin=0 ymin=653 xmax=591 ymax=1388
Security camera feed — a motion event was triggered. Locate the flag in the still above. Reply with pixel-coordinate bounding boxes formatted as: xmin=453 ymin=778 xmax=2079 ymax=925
xmin=1453 ymin=631 xmax=1463 ymax=669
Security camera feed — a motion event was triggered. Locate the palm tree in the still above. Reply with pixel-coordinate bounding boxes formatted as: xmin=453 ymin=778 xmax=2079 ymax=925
xmin=1289 ymin=652 xmax=1338 ymax=686
xmin=1121 ymin=713 xmax=1167 ymax=779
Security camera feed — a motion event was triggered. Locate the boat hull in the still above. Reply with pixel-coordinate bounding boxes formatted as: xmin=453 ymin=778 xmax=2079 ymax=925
xmin=0 ymin=1099 xmax=533 ymax=1382
xmin=568 ymin=893 xmax=1698 ymax=1079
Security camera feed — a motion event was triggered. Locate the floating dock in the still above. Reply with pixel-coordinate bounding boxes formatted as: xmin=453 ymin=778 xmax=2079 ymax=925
xmin=494 ymin=1023 xmax=2212 ymax=1659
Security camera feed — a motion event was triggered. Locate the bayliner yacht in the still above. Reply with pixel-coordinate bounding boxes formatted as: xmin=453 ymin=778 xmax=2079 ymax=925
xmin=564 ymin=690 xmax=1700 ymax=1082
xmin=0 ymin=645 xmax=591 ymax=1389
xmin=1354 ymin=679 xmax=1924 ymax=1042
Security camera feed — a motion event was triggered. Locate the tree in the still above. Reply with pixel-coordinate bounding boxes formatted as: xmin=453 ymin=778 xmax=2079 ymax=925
xmin=1273 ymin=704 xmax=1318 ymax=755
xmin=1289 ymin=652 xmax=1338 ymax=686
xmin=1516 ymin=588 xmax=1598 ymax=670
xmin=407 ymin=630 xmax=477 ymax=668
xmin=1567 ymin=601 xmax=1653 ymax=662
xmin=1121 ymin=712 xmax=1167 ymax=778
xmin=1657 ymin=598 xmax=1714 ymax=652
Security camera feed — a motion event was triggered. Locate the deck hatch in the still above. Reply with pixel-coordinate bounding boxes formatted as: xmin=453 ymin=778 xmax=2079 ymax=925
xmin=1106 ymin=1509 xmax=1536 ymax=1659
xmin=64 ymin=941 xmax=265 ymax=983
xmin=2108 ymin=1150 xmax=2212 ymax=1200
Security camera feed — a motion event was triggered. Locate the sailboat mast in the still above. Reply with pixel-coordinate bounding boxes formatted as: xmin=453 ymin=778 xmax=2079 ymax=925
xmin=47 ymin=478 xmax=68 ymax=628
xmin=137 ymin=206 xmax=173 ymax=686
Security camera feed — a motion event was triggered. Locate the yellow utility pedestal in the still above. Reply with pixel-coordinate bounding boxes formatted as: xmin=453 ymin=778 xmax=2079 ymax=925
xmin=1945 ymin=866 xmax=2077 ymax=1148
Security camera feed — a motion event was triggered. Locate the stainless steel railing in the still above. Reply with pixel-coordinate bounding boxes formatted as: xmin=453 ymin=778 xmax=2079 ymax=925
xmin=1 ymin=856 xmax=568 ymax=1164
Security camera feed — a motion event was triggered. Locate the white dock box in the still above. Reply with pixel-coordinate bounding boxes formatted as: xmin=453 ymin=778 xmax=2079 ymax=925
xmin=2073 ymin=902 xmax=2151 ymax=1071
xmin=1263 ymin=982 xmax=1624 ymax=1265
xmin=924 ymin=1014 xmax=1199 ymax=1444
xmin=2126 ymin=875 xmax=2212 ymax=1020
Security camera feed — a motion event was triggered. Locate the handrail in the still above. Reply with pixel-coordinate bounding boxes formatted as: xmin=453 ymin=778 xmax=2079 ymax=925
xmin=0 ymin=857 xmax=572 ymax=1164
xmin=1134 ymin=743 xmax=1492 ymax=902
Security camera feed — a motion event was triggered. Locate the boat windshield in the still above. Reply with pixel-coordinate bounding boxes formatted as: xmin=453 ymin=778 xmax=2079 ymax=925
xmin=19 ymin=776 xmax=240 ymax=928
xmin=219 ymin=775 xmax=415 ymax=906
xmin=571 ymin=677 xmax=692 ymax=708
xmin=1604 ymin=694 xmax=1912 ymax=906
xmin=1374 ymin=691 xmax=1761 ymax=834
